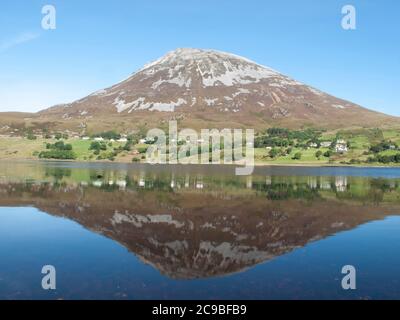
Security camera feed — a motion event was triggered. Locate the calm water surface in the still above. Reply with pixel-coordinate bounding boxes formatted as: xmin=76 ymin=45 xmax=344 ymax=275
xmin=0 ymin=161 xmax=400 ymax=300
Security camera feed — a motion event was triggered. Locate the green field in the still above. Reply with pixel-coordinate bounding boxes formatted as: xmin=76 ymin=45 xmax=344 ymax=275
xmin=1 ymin=126 xmax=400 ymax=166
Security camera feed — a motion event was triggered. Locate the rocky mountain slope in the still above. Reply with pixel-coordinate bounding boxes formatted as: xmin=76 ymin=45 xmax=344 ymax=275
xmin=1 ymin=48 xmax=398 ymax=133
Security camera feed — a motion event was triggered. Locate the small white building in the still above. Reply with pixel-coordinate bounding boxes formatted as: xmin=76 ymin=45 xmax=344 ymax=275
xmin=94 ymin=137 xmax=104 ymax=142
xmin=117 ymin=138 xmax=128 ymax=143
xmin=320 ymin=141 xmax=332 ymax=148
xmin=335 ymin=143 xmax=348 ymax=153
xmin=82 ymin=136 xmax=90 ymax=140
xmin=139 ymin=137 xmax=155 ymax=144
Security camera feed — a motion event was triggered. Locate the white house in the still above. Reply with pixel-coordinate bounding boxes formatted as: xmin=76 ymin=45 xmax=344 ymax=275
xmin=94 ymin=137 xmax=104 ymax=142
xmin=320 ymin=141 xmax=332 ymax=148
xmin=117 ymin=138 xmax=128 ymax=143
xmin=82 ymin=136 xmax=90 ymax=140
xmin=139 ymin=137 xmax=155 ymax=144
xmin=116 ymin=180 xmax=127 ymax=188
xmin=335 ymin=142 xmax=348 ymax=153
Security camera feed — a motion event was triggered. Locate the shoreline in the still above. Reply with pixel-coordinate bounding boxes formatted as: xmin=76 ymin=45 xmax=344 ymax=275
xmin=1 ymin=157 xmax=400 ymax=169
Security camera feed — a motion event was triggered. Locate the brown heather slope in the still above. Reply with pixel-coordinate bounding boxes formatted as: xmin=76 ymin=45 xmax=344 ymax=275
xmin=1 ymin=48 xmax=398 ymax=134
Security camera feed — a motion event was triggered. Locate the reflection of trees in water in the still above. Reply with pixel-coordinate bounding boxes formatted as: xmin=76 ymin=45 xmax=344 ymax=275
xmin=335 ymin=178 xmax=399 ymax=205
xmin=2 ymin=166 xmax=400 ymax=205
xmin=253 ymin=182 xmax=321 ymax=201
xmin=45 ymin=168 xmax=72 ymax=180
xmin=370 ymin=178 xmax=398 ymax=192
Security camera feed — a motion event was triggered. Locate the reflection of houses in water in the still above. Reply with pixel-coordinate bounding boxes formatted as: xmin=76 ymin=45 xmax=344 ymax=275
xmin=116 ymin=180 xmax=127 ymax=189
xmin=92 ymin=180 xmax=103 ymax=187
xmin=246 ymin=176 xmax=252 ymax=189
xmin=196 ymin=181 xmax=204 ymax=189
xmin=185 ymin=175 xmax=190 ymax=188
xmin=91 ymin=179 xmax=127 ymax=190
xmin=335 ymin=176 xmax=348 ymax=192
xmin=319 ymin=177 xmax=332 ymax=190
xmin=82 ymin=170 xmax=352 ymax=195
xmin=138 ymin=172 xmax=146 ymax=187
xmin=308 ymin=177 xmax=318 ymax=189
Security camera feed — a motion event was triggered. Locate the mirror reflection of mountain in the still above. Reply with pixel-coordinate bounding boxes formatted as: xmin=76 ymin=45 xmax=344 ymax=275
xmin=1 ymin=162 xmax=400 ymax=279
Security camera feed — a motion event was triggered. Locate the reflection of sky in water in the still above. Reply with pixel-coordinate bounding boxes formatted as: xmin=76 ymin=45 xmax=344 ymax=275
xmin=1 ymin=208 xmax=400 ymax=300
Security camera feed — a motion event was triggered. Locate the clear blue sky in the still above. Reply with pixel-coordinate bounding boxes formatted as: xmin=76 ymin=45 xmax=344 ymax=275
xmin=0 ymin=0 xmax=399 ymax=115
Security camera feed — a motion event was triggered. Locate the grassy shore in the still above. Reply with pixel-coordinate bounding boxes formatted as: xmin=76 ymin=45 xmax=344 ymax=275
xmin=1 ymin=131 xmax=400 ymax=167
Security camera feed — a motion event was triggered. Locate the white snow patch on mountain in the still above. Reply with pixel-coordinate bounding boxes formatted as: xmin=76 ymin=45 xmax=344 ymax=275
xmin=204 ymin=98 xmax=218 ymax=106
xmin=151 ymin=75 xmax=192 ymax=89
xmin=130 ymin=98 xmax=187 ymax=112
xmin=113 ymin=97 xmax=136 ymax=113
xmin=332 ymin=104 xmax=345 ymax=109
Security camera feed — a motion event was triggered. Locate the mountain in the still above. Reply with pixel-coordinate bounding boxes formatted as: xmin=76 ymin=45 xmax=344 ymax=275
xmin=2 ymin=48 xmax=399 ymax=133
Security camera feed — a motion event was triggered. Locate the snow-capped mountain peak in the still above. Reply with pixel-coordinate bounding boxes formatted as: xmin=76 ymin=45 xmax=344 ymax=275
xmin=137 ymin=48 xmax=285 ymax=88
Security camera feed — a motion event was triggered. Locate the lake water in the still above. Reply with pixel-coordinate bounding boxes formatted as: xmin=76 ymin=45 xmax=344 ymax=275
xmin=0 ymin=161 xmax=400 ymax=300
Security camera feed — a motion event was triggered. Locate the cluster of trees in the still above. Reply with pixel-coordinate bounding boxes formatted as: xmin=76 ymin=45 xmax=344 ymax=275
xmin=40 ymin=132 xmax=69 ymax=140
xmin=45 ymin=141 xmax=73 ymax=151
xmin=369 ymin=141 xmax=397 ymax=154
xmin=89 ymin=141 xmax=115 ymax=160
xmin=55 ymin=133 xmax=69 ymax=140
xmin=363 ymin=140 xmax=400 ymax=163
xmin=266 ymin=128 xmax=321 ymax=140
xmin=89 ymin=139 xmax=135 ymax=161
xmin=368 ymin=154 xmax=400 ymax=164
xmin=266 ymin=147 xmax=302 ymax=160
xmin=292 ymin=152 xmax=302 ymax=160
xmin=268 ymin=147 xmax=289 ymax=158
xmin=88 ymin=132 xmax=144 ymax=161
xmin=39 ymin=141 xmax=76 ymax=160
xmin=255 ymin=136 xmax=291 ymax=148
xmin=89 ymin=141 xmax=107 ymax=154
xmin=92 ymin=131 xmax=121 ymax=140
xmin=255 ymin=128 xmax=323 ymax=149
xmin=319 ymin=150 xmax=333 ymax=158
